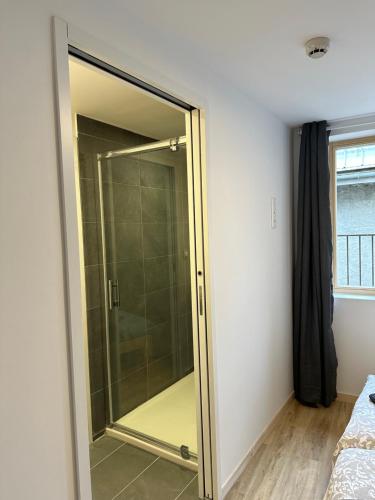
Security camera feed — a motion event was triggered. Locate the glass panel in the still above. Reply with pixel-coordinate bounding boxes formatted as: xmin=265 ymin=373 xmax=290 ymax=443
xmin=336 ymin=144 xmax=375 ymax=288
xmin=99 ymin=144 xmax=195 ymax=448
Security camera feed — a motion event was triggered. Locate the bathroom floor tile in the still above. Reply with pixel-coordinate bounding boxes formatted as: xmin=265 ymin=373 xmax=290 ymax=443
xmin=116 ymin=458 xmax=195 ymax=500
xmin=91 ymin=443 xmax=156 ymax=500
xmin=176 ymin=476 xmax=199 ymax=499
xmin=90 ymin=436 xmax=124 ymax=468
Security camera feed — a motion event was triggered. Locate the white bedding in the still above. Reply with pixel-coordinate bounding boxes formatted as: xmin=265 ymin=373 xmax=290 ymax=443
xmin=333 ymin=374 xmax=375 ymax=461
xmin=325 ymin=448 xmax=375 ymax=500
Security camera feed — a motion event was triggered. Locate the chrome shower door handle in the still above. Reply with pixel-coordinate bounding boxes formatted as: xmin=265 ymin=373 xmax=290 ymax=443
xmin=108 ymin=279 xmax=113 ymax=310
xmin=108 ymin=279 xmax=120 ymax=310
xmin=112 ymin=279 xmax=120 ymax=308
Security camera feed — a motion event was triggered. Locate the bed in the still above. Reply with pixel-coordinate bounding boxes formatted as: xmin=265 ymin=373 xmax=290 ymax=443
xmin=333 ymin=374 xmax=375 ymax=461
xmin=324 ymin=448 xmax=375 ymax=500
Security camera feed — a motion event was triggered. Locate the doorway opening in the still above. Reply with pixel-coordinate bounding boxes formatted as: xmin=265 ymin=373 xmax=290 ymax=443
xmin=62 ymin=44 xmax=214 ymax=499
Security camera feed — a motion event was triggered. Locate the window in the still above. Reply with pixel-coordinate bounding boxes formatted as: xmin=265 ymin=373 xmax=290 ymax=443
xmin=330 ymin=137 xmax=375 ymax=293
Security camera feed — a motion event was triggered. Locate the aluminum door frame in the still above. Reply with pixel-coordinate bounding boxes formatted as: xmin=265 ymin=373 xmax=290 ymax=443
xmin=53 ymin=16 xmax=219 ymax=500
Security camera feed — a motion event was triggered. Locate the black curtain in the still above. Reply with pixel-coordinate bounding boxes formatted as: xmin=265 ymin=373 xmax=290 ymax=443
xmin=293 ymin=121 xmax=338 ymax=407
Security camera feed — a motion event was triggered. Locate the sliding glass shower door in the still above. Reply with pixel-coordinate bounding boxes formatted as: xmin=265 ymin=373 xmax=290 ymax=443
xmin=98 ymin=141 xmax=195 ymax=453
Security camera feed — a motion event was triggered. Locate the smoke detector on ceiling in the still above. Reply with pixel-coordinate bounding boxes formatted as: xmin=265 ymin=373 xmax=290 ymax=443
xmin=305 ymin=37 xmax=330 ymax=59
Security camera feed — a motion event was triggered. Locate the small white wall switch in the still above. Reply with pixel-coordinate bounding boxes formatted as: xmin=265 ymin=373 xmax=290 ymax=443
xmin=271 ymin=197 xmax=277 ymax=229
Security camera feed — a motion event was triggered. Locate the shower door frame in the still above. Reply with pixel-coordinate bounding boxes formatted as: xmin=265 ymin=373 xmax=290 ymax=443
xmin=97 ymin=135 xmax=199 ymax=469
xmin=53 ymin=16 xmax=219 ymax=500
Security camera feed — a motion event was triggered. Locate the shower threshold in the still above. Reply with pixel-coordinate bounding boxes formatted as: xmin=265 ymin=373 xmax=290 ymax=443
xmin=106 ymin=373 xmax=198 ymax=471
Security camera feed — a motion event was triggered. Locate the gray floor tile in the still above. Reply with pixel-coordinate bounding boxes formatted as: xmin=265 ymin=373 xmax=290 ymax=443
xmin=91 ymin=444 xmax=156 ymax=500
xmin=90 ymin=436 xmax=124 ymax=468
xmin=176 ymin=476 xmax=199 ymax=499
xmin=116 ymin=458 xmax=195 ymax=500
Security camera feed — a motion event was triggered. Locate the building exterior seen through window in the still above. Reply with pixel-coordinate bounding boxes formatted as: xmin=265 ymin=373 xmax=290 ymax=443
xmin=335 ymin=141 xmax=375 ymax=289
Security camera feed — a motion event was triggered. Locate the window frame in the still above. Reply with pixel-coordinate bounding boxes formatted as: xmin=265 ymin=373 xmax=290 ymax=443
xmin=330 ymin=135 xmax=375 ymax=296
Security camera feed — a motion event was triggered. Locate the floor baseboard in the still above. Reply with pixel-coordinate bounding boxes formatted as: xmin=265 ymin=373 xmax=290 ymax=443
xmin=221 ymin=391 xmax=294 ymax=498
xmin=337 ymin=392 xmax=358 ymax=404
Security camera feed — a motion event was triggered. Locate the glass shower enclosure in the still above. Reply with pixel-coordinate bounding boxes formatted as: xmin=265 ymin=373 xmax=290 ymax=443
xmin=97 ymin=137 xmax=196 ymax=459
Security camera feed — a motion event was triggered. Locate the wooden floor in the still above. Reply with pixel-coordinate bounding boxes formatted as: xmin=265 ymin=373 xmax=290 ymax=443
xmin=226 ymin=398 xmax=354 ymax=500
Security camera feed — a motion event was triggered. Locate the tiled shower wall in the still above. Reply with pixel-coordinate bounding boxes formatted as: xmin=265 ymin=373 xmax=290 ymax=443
xmin=77 ymin=116 xmax=193 ymax=438
xmin=102 ymin=149 xmax=194 ymax=421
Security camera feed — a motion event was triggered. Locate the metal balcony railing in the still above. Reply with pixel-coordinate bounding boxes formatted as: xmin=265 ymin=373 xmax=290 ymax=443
xmin=337 ymin=234 xmax=375 ymax=287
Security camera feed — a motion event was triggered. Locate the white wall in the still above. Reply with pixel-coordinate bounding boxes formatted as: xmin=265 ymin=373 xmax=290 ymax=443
xmin=207 ymin=92 xmax=292 ymax=490
xmin=334 ymin=297 xmax=375 ymax=395
xmin=0 ymin=1 xmax=292 ymax=498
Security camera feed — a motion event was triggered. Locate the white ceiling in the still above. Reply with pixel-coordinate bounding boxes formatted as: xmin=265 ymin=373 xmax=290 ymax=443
xmin=122 ymin=0 xmax=375 ymax=125
xmin=69 ymin=58 xmax=186 ymax=139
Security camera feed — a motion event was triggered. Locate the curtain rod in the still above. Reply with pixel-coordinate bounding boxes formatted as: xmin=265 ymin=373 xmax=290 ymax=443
xmin=296 ymin=114 xmax=375 ymax=136
xmin=297 ymin=124 xmax=331 ymax=136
